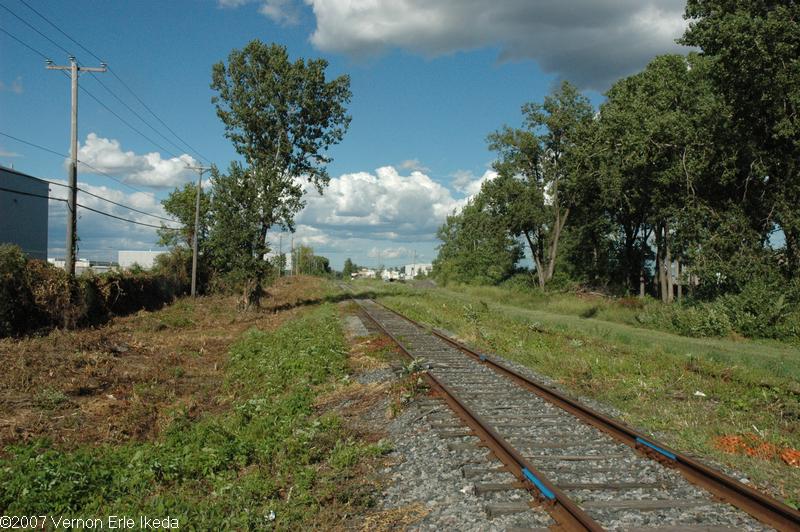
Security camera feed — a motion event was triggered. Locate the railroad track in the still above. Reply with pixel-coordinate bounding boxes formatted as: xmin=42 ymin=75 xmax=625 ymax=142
xmin=349 ymin=295 xmax=800 ymax=531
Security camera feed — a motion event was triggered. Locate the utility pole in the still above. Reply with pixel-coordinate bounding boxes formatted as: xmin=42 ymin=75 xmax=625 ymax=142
xmin=186 ymin=164 xmax=210 ymax=297
xmin=47 ymin=57 xmax=107 ymax=276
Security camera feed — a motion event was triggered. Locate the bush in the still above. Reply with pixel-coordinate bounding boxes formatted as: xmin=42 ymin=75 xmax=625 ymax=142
xmin=0 ymin=245 xmax=190 ymax=338
xmin=671 ymin=302 xmax=733 ymax=337
xmin=715 ymin=280 xmax=797 ymax=339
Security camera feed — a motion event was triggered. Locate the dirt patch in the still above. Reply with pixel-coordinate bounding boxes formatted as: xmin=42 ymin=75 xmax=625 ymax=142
xmin=0 ymin=276 xmax=326 ymax=451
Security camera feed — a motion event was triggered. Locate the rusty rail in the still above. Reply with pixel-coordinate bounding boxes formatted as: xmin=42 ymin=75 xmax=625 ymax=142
xmin=369 ymin=298 xmax=800 ymax=532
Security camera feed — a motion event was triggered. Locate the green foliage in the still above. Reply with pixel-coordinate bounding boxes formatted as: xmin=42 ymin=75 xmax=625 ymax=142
xmin=0 ymin=305 xmax=380 ymax=527
xmin=484 ymin=81 xmax=594 ymax=287
xmin=157 ymin=181 xmax=212 ymax=250
xmin=293 ymin=245 xmax=332 ymax=276
xmin=670 ymin=303 xmax=733 ymax=338
xmin=432 ymin=197 xmax=522 ymax=285
xmin=208 ymin=41 xmax=351 ymax=305
xmin=342 ymin=258 xmax=357 ymax=278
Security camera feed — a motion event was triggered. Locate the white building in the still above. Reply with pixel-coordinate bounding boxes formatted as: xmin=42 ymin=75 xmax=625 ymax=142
xmin=353 ymin=268 xmax=377 ymax=279
xmin=118 ymin=250 xmax=167 ymax=270
xmin=404 ymin=263 xmax=432 ymax=279
xmin=381 ymin=269 xmax=402 ymax=282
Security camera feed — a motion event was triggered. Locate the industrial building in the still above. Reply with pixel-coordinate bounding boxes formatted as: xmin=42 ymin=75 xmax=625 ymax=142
xmin=0 ymin=166 xmax=49 ymax=260
xmin=404 ymin=263 xmax=432 ymax=279
xmin=118 ymin=250 xmax=167 ymax=270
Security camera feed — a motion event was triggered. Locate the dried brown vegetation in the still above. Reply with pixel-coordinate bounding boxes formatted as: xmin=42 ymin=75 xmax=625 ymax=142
xmin=0 ymin=275 xmax=326 ymax=450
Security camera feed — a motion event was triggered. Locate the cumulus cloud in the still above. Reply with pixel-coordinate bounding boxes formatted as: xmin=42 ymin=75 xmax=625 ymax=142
xmin=298 ymin=165 xmax=473 ymax=241
xmin=305 ymin=0 xmax=687 ymax=90
xmin=218 ymin=0 xmax=300 ymax=24
xmin=74 ymin=133 xmax=197 ymax=188
xmin=451 ymin=168 xmax=496 ymax=196
xmin=47 ymin=180 xmax=176 ymax=259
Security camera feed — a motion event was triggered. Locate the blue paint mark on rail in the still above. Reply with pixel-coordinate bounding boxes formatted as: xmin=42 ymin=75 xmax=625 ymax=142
xmin=636 ymin=437 xmax=677 ymax=460
xmin=522 ymin=467 xmax=556 ymax=500
xmin=479 ymin=354 xmax=487 ymax=361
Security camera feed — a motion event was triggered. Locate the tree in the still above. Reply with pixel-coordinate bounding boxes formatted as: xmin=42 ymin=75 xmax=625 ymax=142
xmin=682 ymin=1 xmax=800 ymax=274
xmin=157 ymin=182 xmax=212 ymax=249
xmin=432 ymin=195 xmax=522 ymax=285
xmin=342 ymin=258 xmax=356 ymax=278
xmin=207 ymin=162 xmax=270 ymax=306
xmin=293 ymin=245 xmax=331 ymax=276
xmin=210 ymin=41 xmax=351 ymax=305
xmin=485 ymin=81 xmax=593 ymax=288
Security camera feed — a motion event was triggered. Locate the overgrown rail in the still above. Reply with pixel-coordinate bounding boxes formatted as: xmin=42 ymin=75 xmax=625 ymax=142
xmin=348 ymin=292 xmax=800 ymax=531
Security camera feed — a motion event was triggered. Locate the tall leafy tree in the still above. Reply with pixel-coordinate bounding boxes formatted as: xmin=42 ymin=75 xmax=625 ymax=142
xmin=682 ymin=1 xmax=800 ymax=272
xmin=433 ymin=195 xmax=522 ymax=285
xmin=157 ymin=182 xmax=212 ymax=250
xmin=485 ymin=81 xmax=593 ymax=287
xmin=342 ymin=258 xmax=356 ymax=278
xmin=210 ymin=41 xmax=351 ymax=304
xmin=207 ymin=162 xmax=269 ymax=307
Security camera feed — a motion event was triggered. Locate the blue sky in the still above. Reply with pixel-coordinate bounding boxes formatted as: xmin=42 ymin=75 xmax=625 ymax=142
xmin=0 ymin=0 xmax=688 ymax=269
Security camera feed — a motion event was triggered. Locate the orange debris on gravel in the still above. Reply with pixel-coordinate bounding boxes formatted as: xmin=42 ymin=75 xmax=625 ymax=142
xmin=714 ymin=433 xmax=800 ymax=467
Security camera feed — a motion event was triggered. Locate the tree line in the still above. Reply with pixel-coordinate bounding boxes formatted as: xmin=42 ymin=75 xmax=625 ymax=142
xmin=433 ymin=1 xmax=799 ymax=314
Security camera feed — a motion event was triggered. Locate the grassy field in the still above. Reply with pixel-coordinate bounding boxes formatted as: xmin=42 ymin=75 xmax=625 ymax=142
xmin=0 ymin=277 xmax=386 ymax=529
xmin=347 ymin=280 xmax=800 ymax=508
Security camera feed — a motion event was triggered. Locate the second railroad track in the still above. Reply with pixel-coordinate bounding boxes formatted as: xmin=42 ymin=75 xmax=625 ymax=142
xmin=351 ymin=295 xmax=800 ymax=531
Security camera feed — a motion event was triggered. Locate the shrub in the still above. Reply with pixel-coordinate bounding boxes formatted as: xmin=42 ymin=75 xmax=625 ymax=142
xmin=0 ymin=245 xmax=190 ymax=338
xmin=671 ymin=302 xmax=733 ymax=337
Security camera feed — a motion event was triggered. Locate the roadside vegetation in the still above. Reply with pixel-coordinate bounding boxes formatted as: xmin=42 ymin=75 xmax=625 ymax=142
xmin=431 ymin=2 xmax=800 ymax=343
xmin=347 ymin=280 xmax=800 ymax=507
xmin=0 ymin=278 xmax=385 ymax=528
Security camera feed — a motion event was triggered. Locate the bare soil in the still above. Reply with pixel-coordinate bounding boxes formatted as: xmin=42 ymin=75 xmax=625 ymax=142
xmin=0 ymin=276 xmax=326 ymax=450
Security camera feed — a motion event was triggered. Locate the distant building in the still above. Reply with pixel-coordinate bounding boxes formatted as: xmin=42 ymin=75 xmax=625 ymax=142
xmin=353 ymin=268 xmax=377 ymax=279
xmin=118 ymin=250 xmax=167 ymax=270
xmin=48 ymin=258 xmax=116 ymax=275
xmin=381 ymin=269 xmax=402 ymax=282
xmin=0 ymin=166 xmax=48 ymax=259
xmin=404 ymin=263 xmax=432 ymax=279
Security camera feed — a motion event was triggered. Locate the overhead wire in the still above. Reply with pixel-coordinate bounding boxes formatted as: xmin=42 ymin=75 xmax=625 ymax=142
xmin=16 ymin=0 xmax=212 ymax=165
xmin=0 ymin=24 xmax=50 ymax=60
xmin=0 ymin=131 xmax=183 ymax=225
xmin=0 ymin=186 xmax=181 ymax=230
xmin=0 ymin=1 xmax=70 ymax=56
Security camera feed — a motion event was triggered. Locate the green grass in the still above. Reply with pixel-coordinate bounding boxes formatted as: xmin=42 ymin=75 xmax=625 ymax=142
xmin=343 ymin=280 xmax=800 ymax=506
xmin=0 ymin=304 xmax=385 ymax=529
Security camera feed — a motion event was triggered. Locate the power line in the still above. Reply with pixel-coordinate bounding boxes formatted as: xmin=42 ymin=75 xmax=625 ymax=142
xmin=0 ymin=130 xmax=147 ymax=193
xmin=108 ymin=68 xmax=212 ymax=165
xmin=16 ymin=0 xmax=212 ymax=165
xmin=0 ymin=132 xmax=181 ymax=223
xmin=0 ymin=1 xmax=70 ymax=56
xmin=0 ymin=24 xmax=50 ymax=60
xmin=0 ymin=185 xmax=182 ymax=230
xmin=77 ymin=203 xmax=180 ymax=230
xmin=88 ymin=72 xmax=193 ymax=158
xmin=17 ymin=0 xmax=102 ymax=62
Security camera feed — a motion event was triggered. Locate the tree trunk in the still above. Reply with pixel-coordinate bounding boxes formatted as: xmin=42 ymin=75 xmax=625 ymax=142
xmin=656 ymin=223 xmax=668 ymax=303
xmin=665 ymin=220 xmax=673 ymax=303
xmin=545 ymin=208 xmax=570 ymax=283
xmin=524 ymin=231 xmax=547 ymax=289
xmin=676 ymin=261 xmax=683 ymax=302
xmin=639 ymin=266 xmax=646 ymax=298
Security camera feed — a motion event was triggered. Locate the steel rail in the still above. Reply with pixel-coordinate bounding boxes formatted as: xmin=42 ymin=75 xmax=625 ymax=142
xmin=370 ymin=298 xmax=800 ymax=531
xmin=352 ymin=297 xmax=603 ymax=531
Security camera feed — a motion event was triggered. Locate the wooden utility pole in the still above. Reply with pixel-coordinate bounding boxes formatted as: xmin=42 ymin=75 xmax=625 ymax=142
xmin=47 ymin=57 xmax=106 ymax=276
xmin=186 ymin=164 xmax=210 ymax=297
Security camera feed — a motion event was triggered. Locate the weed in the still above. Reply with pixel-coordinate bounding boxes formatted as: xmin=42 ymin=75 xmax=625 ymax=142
xmin=33 ymin=388 xmax=68 ymax=410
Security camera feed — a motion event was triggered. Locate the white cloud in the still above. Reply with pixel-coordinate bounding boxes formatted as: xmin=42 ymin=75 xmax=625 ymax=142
xmin=0 ymin=76 xmax=23 ymax=94
xmin=219 ymin=0 xmax=299 ymax=24
xmin=298 ymin=165 xmax=470 ymax=240
xmin=367 ymin=246 xmax=411 ymax=259
xmin=451 ymin=168 xmax=496 ymax=196
xmin=304 ymin=0 xmax=687 ymax=90
xmin=74 ymin=133 xmax=197 ymax=188
xmin=399 ymin=158 xmax=430 ymax=173
xmin=47 ymin=180 xmax=177 ymax=260
xmin=0 ymin=149 xmax=21 ymax=158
